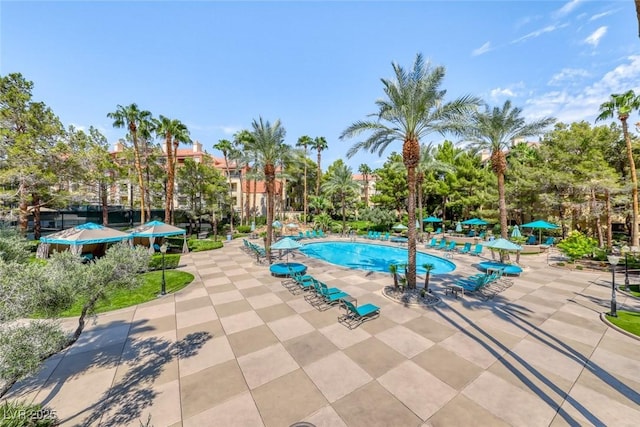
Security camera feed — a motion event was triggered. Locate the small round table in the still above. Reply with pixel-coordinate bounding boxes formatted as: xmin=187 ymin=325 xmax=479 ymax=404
xmin=478 ymin=261 xmax=523 ymax=276
xmin=269 ymin=262 xmax=307 ymax=277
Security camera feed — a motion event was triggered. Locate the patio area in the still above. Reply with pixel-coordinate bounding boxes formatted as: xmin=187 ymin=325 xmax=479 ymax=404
xmin=6 ymin=237 xmax=640 ymax=426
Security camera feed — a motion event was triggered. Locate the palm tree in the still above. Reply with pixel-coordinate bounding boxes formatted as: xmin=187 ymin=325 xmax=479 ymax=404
xmin=107 ymin=103 xmax=152 ymax=223
xmin=297 ymin=135 xmax=313 ymax=222
xmin=597 ymin=90 xmax=640 ymax=246
xmin=422 ymin=263 xmax=435 ymax=293
xmin=358 ymin=163 xmax=373 ymax=207
xmin=341 ymin=53 xmax=480 ymax=289
xmin=155 ymin=116 xmax=190 ymax=224
xmin=233 ymin=129 xmax=254 ymax=225
xmin=455 ymin=100 xmax=555 ymax=239
xmin=247 ymin=117 xmax=288 ymax=262
xmin=311 ymin=136 xmax=328 ymax=195
xmin=214 ymin=139 xmax=235 ymax=232
xmin=309 ymin=195 xmax=332 ymax=215
xmin=322 ymin=163 xmax=360 ymax=234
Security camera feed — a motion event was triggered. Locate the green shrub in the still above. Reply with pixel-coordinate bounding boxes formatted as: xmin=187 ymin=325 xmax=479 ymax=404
xmin=236 ymin=225 xmax=252 ymax=233
xmin=557 ymin=231 xmax=598 ymax=261
xmin=0 ymin=400 xmax=58 ymax=427
xmin=189 ymin=239 xmax=223 ymax=252
xmin=149 ymin=253 xmax=181 ymax=270
xmin=629 ymin=284 xmax=640 ymax=292
xmin=575 ymin=265 xmax=583 ymax=270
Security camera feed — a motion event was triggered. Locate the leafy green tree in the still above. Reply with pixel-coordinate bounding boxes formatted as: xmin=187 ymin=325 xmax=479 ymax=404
xmin=297 ymin=135 xmax=313 ymax=222
xmin=0 ymin=73 xmax=66 ymax=238
xmin=322 ymin=161 xmax=360 ymax=234
xmin=311 ymin=136 xmax=328 ymax=195
xmin=247 ymin=118 xmax=289 ymax=261
xmin=309 ymin=195 xmax=332 ymax=215
xmin=107 ymin=103 xmax=153 ymax=223
xmin=597 ymin=90 xmax=640 ymax=246
xmin=342 ymin=53 xmax=479 ymax=288
xmin=422 ymin=263 xmax=435 ymax=292
xmin=360 ymin=207 xmax=397 ymax=230
xmin=154 ymin=116 xmax=191 ymax=224
xmin=454 ymin=100 xmax=555 ymax=239
xmin=370 ymin=153 xmax=408 ymax=216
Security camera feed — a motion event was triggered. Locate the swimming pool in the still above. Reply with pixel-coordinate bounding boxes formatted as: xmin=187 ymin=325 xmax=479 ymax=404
xmin=299 ymin=241 xmax=456 ymax=274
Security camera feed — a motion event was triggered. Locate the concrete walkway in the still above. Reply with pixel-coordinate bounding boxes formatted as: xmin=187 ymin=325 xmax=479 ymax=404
xmin=6 ymin=238 xmax=640 ymax=426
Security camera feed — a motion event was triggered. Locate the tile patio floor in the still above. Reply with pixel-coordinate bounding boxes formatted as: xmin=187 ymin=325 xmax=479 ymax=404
xmin=6 ymin=237 xmax=640 ymax=426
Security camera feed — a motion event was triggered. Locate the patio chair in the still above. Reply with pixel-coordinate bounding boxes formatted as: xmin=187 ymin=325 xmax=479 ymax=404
xmin=426 ymin=237 xmax=438 ymax=249
xmin=435 ymin=239 xmax=447 ymax=250
xmin=298 ymin=231 xmax=305 ymax=239
xmin=318 ymin=230 xmax=326 ymax=238
xmin=467 ymin=230 xmax=476 ymax=238
xmin=309 ymin=280 xmax=350 ymax=310
xmin=457 ymin=242 xmax=472 ymax=254
xmin=470 ymin=244 xmax=483 ymax=256
xmin=478 ymin=231 xmax=486 ymax=240
xmin=540 ymin=236 xmax=555 ymax=247
xmin=444 ymin=241 xmax=457 ymax=252
xmin=434 ymin=227 xmax=442 ymax=235
xmin=284 ymin=271 xmax=315 ymax=294
xmin=526 ymin=235 xmax=537 ymax=245
xmin=338 ymin=300 xmax=380 ymax=329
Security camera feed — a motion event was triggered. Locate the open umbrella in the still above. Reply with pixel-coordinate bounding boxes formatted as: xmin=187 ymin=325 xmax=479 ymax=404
xmin=521 ymin=219 xmax=559 ymax=244
xmin=422 ymin=216 xmax=442 ymax=223
xmin=392 ymin=224 xmax=408 ymax=231
xmin=271 ymin=236 xmax=303 ymax=263
xmin=486 ymin=238 xmax=523 ymax=263
xmin=461 ymin=218 xmax=488 ymax=225
xmin=272 ymin=220 xmax=282 ymax=228
xmin=455 ymin=222 xmax=462 ymax=233
xmin=511 ymin=225 xmax=522 ymax=239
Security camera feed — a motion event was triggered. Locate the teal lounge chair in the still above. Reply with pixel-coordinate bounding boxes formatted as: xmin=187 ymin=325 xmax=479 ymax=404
xmin=444 ymin=241 xmax=457 ymax=252
xmin=318 ymin=230 xmax=326 ymax=238
xmin=434 ymin=227 xmax=442 ymax=235
xmin=338 ymin=300 xmax=380 ymax=329
xmin=435 ymin=239 xmax=447 ymax=250
xmin=298 ymin=231 xmax=305 ymax=239
xmin=471 ymin=244 xmax=483 ymax=256
xmin=457 ymin=242 xmax=472 ymax=254
xmin=540 ymin=236 xmax=555 ymax=247
xmin=426 ymin=238 xmax=438 ymax=248
xmin=526 ymin=235 xmax=537 ymax=245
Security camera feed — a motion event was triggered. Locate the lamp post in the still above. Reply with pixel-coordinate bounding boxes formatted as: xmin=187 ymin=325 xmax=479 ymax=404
xmin=607 ymin=255 xmax=620 ymax=317
xmin=159 ymin=243 xmax=168 ymax=296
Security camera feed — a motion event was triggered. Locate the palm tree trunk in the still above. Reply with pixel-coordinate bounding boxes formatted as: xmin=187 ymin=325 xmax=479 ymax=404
xmin=164 ymin=136 xmax=174 ymax=223
xmin=130 ymin=135 xmax=147 ymax=224
xmin=265 ymin=164 xmax=276 ymax=263
xmin=224 ymin=155 xmax=234 ymax=233
xmin=316 ymin=151 xmax=322 ymax=196
xmin=101 ymin=181 xmax=109 ymax=226
xmin=252 ymin=177 xmax=257 ymax=221
xmin=606 ymin=189 xmax=613 ymax=249
xmin=622 ymin=119 xmax=639 ymax=246
xmin=303 ymin=158 xmax=308 ymax=223
xmin=406 ymin=166 xmax=417 ymax=289
xmin=239 ymin=167 xmax=245 ymax=226
xmin=497 ymin=171 xmax=508 ymax=239
xmin=341 ymin=194 xmax=346 ymax=235
xmin=592 ymin=188 xmax=603 ymax=247
xmin=32 ymin=193 xmax=41 ymax=240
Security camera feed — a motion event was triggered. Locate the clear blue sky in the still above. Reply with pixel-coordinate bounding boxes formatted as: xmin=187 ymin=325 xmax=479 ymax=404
xmin=1 ymin=1 xmax=638 ymax=170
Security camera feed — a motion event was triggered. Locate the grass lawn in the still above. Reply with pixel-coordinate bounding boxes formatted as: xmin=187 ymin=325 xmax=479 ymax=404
xmin=59 ymin=270 xmax=194 ymax=317
xmin=607 ymin=310 xmax=640 ymax=337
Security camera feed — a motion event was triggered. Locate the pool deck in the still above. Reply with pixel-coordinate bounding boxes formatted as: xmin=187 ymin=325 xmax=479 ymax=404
xmin=5 ymin=237 xmax=640 ymax=426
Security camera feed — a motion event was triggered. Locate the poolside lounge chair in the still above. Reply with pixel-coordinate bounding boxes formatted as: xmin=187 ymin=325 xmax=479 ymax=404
xmin=318 ymin=230 xmax=326 ymax=238
xmin=526 ymin=235 xmax=537 ymax=245
xmin=298 ymin=231 xmax=305 ymax=239
xmin=478 ymin=231 xmax=486 ymax=240
xmin=426 ymin=238 xmax=438 ymax=249
xmin=470 ymin=244 xmax=483 ymax=256
xmin=540 ymin=236 xmax=555 ymax=247
xmin=467 ymin=230 xmax=476 ymax=238
xmin=284 ymin=271 xmax=315 ymax=294
xmin=435 ymin=239 xmax=447 ymax=250
xmin=434 ymin=227 xmax=442 ymax=235
xmin=382 ymin=232 xmax=390 ymax=241
xmin=308 ymin=280 xmax=350 ymax=310
xmin=444 ymin=241 xmax=457 ymax=252
xmin=338 ymin=300 xmax=380 ymax=329
xmin=457 ymin=242 xmax=472 ymax=254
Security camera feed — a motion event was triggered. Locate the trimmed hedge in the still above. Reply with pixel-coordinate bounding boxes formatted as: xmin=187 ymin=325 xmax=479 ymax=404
xmin=149 ymin=253 xmax=181 ymax=270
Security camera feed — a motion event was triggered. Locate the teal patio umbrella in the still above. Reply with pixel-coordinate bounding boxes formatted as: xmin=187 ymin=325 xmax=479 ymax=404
xmin=271 ymin=236 xmax=303 ymax=263
xmin=272 ymin=220 xmax=282 ymax=228
xmin=486 ymin=238 xmax=523 ymax=263
xmin=521 ymin=219 xmax=559 ymax=244
xmin=455 ymin=222 xmax=462 ymax=233
xmin=461 ymin=218 xmax=488 ymax=225
xmin=422 ymin=216 xmax=442 ymax=223
xmin=511 ymin=225 xmax=522 ymax=239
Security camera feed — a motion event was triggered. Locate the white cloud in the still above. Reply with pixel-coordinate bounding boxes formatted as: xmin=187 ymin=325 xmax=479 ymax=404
xmin=548 ymin=68 xmax=590 ymax=86
xmin=523 ymin=55 xmax=640 ymax=123
xmin=589 ymin=10 xmax=616 ymax=21
xmin=219 ymin=125 xmax=241 ymax=135
xmin=584 ymin=26 xmax=607 ymax=47
xmin=490 ymin=87 xmax=515 ymax=99
xmin=472 ymin=41 xmax=492 ymax=57
xmin=553 ymin=0 xmax=582 ymax=19
xmin=511 ymin=23 xmax=569 ymax=44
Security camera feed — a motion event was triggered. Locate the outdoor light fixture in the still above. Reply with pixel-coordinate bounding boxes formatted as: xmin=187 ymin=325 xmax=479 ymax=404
xmin=607 ymin=255 xmax=620 ymax=317
xmin=159 ymin=243 xmax=168 ymax=296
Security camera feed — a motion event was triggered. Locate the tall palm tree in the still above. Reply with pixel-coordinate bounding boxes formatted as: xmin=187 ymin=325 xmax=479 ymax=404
xmin=456 ymin=100 xmax=555 ymax=239
xmin=247 ymin=117 xmax=288 ymax=262
xmin=322 ymin=163 xmax=360 ymax=233
xmin=233 ymin=129 xmax=254 ymax=225
xmin=312 ymin=136 xmax=328 ymax=195
xmin=341 ymin=53 xmax=479 ymax=289
xmin=358 ymin=163 xmax=373 ymax=207
xmin=297 ymin=135 xmax=313 ymax=222
xmin=214 ymin=139 xmax=235 ymax=232
xmin=107 ymin=103 xmax=152 ymax=223
xmin=597 ymin=90 xmax=640 ymax=246
xmin=155 ymin=115 xmax=190 ymax=224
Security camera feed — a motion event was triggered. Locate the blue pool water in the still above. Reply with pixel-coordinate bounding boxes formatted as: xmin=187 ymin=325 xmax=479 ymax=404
xmin=299 ymin=241 xmax=456 ymax=274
